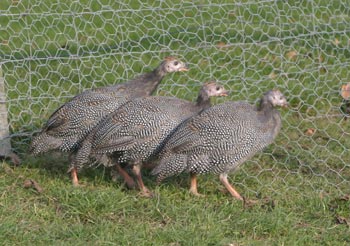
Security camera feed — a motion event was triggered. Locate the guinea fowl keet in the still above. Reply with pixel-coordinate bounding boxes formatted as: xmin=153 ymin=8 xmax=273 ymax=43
xmin=152 ymin=89 xmax=288 ymax=200
xmin=73 ymin=81 xmax=228 ymax=197
xmin=30 ymin=57 xmax=188 ymax=186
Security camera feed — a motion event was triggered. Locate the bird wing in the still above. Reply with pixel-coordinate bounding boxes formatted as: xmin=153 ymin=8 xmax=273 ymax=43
xmin=91 ymin=98 xmax=168 ymax=153
xmin=162 ymin=101 xmax=256 ymax=155
xmin=92 ymin=96 xmax=195 ymax=156
xmin=43 ymin=90 xmax=127 ymax=136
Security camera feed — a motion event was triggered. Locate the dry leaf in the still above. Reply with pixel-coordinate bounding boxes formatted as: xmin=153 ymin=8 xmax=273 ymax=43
xmin=338 ymin=194 xmax=350 ymax=201
xmin=318 ymin=55 xmax=324 ymax=63
xmin=269 ymin=72 xmax=277 ymax=79
xmin=23 ymin=179 xmax=43 ymax=193
xmin=305 ymin=128 xmax=316 ymax=136
xmin=296 ymin=222 xmax=311 ymax=228
xmin=333 ymin=38 xmax=340 ymax=45
xmin=341 ymin=83 xmax=350 ymax=100
xmin=336 ymin=216 xmax=350 ymax=226
xmin=216 ymin=41 xmax=227 ymax=49
xmin=286 ymin=50 xmax=298 ymax=60
xmin=228 ymin=11 xmax=236 ymax=17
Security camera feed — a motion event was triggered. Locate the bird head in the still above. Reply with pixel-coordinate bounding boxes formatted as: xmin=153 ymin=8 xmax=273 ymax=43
xmin=203 ymin=81 xmax=229 ymax=97
xmin=265 ymin=89 xmax=288 ymax=108
xmin=162 ymin=56 xmax=189 ymax=73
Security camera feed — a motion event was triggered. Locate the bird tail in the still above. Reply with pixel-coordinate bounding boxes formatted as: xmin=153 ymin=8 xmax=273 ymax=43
xmin=151 ymin=154 xmax=188 ymax=183
xmin=29 ymin=132 xmax=63 ymax=155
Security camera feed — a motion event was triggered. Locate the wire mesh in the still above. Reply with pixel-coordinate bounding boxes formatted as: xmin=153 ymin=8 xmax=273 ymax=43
xmin=0 ymin=0 xmax=349 ymax=196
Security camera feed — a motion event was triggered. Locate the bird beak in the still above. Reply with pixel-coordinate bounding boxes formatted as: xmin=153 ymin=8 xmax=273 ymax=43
xmin=220 ymin=91 xmax=229 ymax=97
xmin=179 ymin=64 xmax=189 ymax=72
xmin=220 ymin=88 xmax=229 ymax=97
xmin=282 ymin=102 xmax=289 ymax=108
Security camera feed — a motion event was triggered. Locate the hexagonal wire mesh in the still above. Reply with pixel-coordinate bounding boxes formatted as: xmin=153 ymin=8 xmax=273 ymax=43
xmin=0 ymin=1 xmax=349 ymax=197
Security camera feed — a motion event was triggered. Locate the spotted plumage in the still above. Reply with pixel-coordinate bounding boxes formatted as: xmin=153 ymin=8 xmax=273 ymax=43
xmin=152 ymin=89 xmax=288 ymax=200
xmin=73 ymin=81 xmax=228 ymax=196
xmin=30 ymin=57 xmax=188 ymax=186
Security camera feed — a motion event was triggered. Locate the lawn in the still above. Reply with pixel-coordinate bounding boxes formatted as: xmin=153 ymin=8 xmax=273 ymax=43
xmin=0 ymin=0 xmax=349 ymax=245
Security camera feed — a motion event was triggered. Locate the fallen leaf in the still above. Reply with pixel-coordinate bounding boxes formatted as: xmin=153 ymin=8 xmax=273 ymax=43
xmin=336 ymin=216 xmax=350 ymax=226
xmin=269 ymin=72 xmax=277 ymax=79
xmin=305 ymin=128 xmax=316 ymax=136
xmin=333 ymin=38 xmax=340 ymax=46
xmin=286 ymin=50 xmax=298 ymax=60
xmin=341 ymin=83 xmax=350 ymax=100
xmin=217 ymin=41 xmax=228 ymax=49
xmin=319 ymin=55 xmax=324 ymax=63
xmin=23 ymin=179 xmax=43 ymax=193
xmin=296 ymin=222 xmax=311 ymax=228
xmin=228 ymin=11 xmax=236 ymax=17
xmin=338 ymin=194 xmax=350 ymax=201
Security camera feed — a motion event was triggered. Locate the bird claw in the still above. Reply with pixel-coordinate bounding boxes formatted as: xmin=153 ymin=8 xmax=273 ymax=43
xmin=189 ymin=188 xmax=205 ymax=197
xmin=242 ymin=197 xmax=259 ymax=208
xmin=138 ymin=189 xmax=154 ymax=198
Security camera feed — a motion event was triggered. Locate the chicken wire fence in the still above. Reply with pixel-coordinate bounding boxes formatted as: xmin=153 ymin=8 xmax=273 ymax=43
xmin=0 ymin=1 xmax=349 ymax=196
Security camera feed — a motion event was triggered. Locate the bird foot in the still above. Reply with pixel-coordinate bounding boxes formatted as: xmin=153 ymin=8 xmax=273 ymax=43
xmin=137 ymin=185 xmax=154 ymax=198
xmin=0 ymin=152 xmax=21 ymax=166
xmin=138 ymin=189 xmax=154 ymax=198
xmin=9 ymin=153 xmax=21 ymax=166
xmin=189 ymin=189 xmax=205 ymax=197
xmin=243 ymin=197 xmax=259 ymax=208
xmin=72 ymin=182 xmax=85 ymax=188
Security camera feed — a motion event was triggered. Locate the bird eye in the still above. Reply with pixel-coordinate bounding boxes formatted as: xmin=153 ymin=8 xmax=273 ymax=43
xmin=174 ymin=61 xmax=179 ymax=66
xmin=216 ymin=86 xmax=220 ymax=91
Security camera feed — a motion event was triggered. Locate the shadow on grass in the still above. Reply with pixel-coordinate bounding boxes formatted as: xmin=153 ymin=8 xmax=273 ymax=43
xmin=22 ymin=153 xmax=120 ymax=186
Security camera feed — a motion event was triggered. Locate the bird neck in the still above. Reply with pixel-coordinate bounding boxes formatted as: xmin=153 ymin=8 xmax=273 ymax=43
xmin=127 ymin=66 xmax=167 ymax=97
xmin=196 ymin=92 xmax=211 ymax=110
xmin=257 ymin=97 xmax=273 ymax=112
xmin=147 ymin=67 xmax=166 ymax=93
xmin=257 ymin=98 xmax=281 ymax=136
xmin=257 ymin=98 xmax=276 ymax=120
xmin=137 ymin=63 xmax=167 ymax=94
xmin=153 ymin=61 xmax=168 ymax=78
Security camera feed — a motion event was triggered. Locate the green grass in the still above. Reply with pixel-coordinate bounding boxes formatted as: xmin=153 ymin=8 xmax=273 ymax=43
xmin=1 ymin=0 xmax=350 ymax=245
xmin=1 ymin=158 xmax=349 ymax=245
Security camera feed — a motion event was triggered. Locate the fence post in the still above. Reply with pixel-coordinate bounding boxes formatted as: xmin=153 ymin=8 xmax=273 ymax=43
xmin=0 ymin=65 xmax=20 ymax=165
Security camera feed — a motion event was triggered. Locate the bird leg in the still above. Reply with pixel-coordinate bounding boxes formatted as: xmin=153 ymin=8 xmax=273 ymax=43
xmin=115 ymin=163 xmax=137 ymax=189
xmin=132 ymin=164 xmax=153 ymax=198
xmin=68 ymin=152 xmax=80 ymax=187
xmin=71 ymin=167 xmax=79 ymax=187
xmin=219 ymin=173 xmax=243 ymax=201
xmin=189 ymin=173 xmax=204 ymax=197
xmin=8 ymin=152 xmax=21 ymax=166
